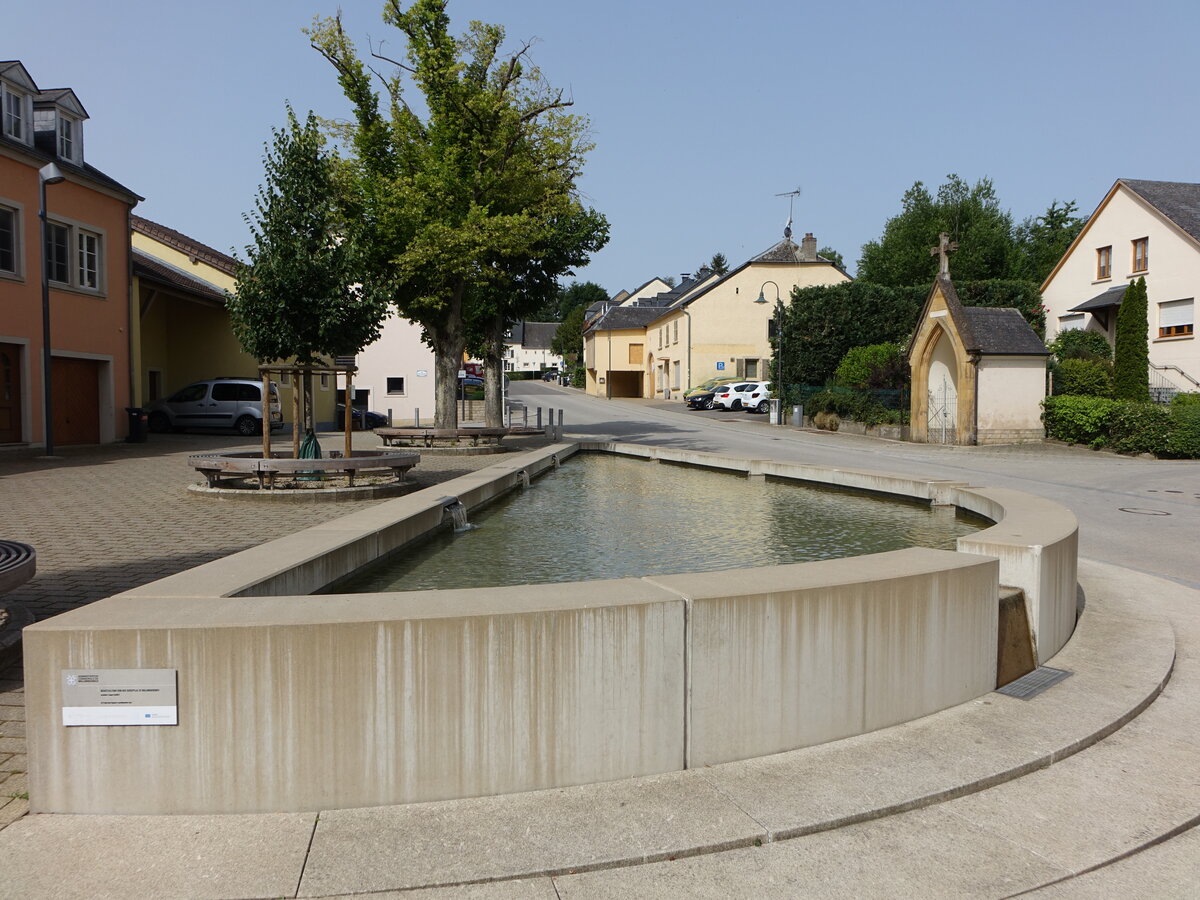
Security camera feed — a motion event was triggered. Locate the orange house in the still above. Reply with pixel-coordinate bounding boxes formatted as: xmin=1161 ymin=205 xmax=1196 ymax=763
xmin=0 ymin=61 xmax=140 ymax=448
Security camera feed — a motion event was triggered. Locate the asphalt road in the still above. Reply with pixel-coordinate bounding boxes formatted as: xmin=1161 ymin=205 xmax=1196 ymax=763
xmin=511 ymin=381 xmax=1200 ymax=590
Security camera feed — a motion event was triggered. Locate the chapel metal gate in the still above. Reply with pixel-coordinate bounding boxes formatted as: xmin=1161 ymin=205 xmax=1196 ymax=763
xmin=927 ymin=377 xmax=957 ymax=444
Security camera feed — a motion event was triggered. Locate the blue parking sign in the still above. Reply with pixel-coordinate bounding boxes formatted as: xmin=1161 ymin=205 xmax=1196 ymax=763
xmin=716 ymin=361 xmax=725 ymax=370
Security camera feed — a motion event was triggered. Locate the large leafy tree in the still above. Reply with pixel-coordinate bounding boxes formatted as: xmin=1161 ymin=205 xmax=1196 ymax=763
xmin=1011 ymin=200 xmax=1086 ymax=284
xmin=858 ymin=175 xmax=1016 ymax=286
xmin=310 ymin=0 xmax=604 ymax=428
xmin=227 ymin=108 xmax=388 ymax=433
xmin=536 ymin=280 xmax=609 ymax=321
xmin=468 ymin=201 xmax=608 ymax=425
xmin=1113 ymin=276 xmax=1150 ymax=401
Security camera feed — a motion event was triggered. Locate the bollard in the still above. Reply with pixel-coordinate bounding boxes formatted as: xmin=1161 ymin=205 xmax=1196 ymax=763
xmin=387 ymin=408 xmax=393 ymax=426
xmin=537 ymin=407 xmax=543 ymax=430
xmin=557 ymin=408 xmax=564 ymax=441
xmin=414 ymin=408 xmax=420 ymax=428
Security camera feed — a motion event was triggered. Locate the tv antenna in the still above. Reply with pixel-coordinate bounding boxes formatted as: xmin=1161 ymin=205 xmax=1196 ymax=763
xmin=775 ymin=186 xmax=802 ymax=239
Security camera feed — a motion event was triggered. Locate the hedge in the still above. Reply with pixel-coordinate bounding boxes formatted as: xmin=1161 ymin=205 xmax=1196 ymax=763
xmin=1043 ymin=394 xmax=1200 ymax=457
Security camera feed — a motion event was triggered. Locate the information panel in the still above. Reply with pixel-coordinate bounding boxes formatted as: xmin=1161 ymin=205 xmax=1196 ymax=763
xmin=62 ymin=669 xmax=178 ymax=726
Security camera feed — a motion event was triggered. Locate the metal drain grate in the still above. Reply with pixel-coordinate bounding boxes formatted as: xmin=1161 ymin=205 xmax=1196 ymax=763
xmin=996 ymin=666 xmax=1072 ymax=700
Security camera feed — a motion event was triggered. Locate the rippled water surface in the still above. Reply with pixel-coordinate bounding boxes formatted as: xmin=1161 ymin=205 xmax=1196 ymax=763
xmin=338 ymin=454 xmax=985 ymax=592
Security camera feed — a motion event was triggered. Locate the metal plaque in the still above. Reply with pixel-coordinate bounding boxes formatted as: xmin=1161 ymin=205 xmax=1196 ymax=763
xmin=62 ymin=669 xmax=178 ymax=726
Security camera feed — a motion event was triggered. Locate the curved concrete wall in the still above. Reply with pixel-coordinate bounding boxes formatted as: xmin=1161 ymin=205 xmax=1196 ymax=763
xmin=23 ymin=443 xmax=1077 ymax=815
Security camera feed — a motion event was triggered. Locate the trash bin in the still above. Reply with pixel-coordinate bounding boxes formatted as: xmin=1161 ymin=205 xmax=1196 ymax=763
xmin=125 ymin=407 xmax=148 ymax=443
xmin=792 ymin=404 xmax=804 ymax=427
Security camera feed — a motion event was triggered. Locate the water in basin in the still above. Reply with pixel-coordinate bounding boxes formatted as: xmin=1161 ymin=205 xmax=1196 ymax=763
xmin=338 ymin=454 xmax=985 ymax=592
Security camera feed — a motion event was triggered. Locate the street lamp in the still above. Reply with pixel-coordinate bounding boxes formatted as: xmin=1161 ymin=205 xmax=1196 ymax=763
xmin=755 ymin=281 xmax=783 ymax=420
xmin=39 ymin=162 xmax=66 ymax=457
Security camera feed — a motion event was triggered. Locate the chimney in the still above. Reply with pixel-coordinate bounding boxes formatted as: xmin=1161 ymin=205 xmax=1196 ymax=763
xmin=801 ymin=233 xmax=817 ymax=262
xmin=680 ymin=273 xmax=691 ymax=283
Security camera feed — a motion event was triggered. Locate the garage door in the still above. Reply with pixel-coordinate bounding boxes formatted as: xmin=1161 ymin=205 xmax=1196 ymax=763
xmin=52 ymin=357 xmax=100 ymax=445
xmin=0 ymin=343 xmax=21 ymax=443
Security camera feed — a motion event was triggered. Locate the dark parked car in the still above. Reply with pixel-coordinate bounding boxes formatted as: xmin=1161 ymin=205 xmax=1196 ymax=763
xmin=336 ymin=404 xmax=389 ymax=429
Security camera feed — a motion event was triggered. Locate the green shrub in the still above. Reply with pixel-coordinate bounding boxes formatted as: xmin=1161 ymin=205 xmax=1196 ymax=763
xmin=1108 ymin=402 xmax=1171 ymax=455
xmin=1047 ymin=329 xmax=1112 ymax=361
xmin=1042 ymin=396 xmax=1116 ymax=445
xmin=1052 ymin=358 xmax=1113 ymax=397
xmin=806 ymin=388 xmax=900 ymax=427
xmin=1166 ymin=405 xmax=1200 ymax=458
xmin=834 ymin=343 xmax=906 ymax=389
xmin=1171 ymin=392 xmax=1200 ymax=407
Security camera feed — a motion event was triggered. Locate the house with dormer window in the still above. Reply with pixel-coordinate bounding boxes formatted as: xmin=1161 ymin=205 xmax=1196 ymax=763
xmin=1042 ymin=179 xmax=1200 ymax=397
xmin=0 ymin=61 xmax=140 ymax=446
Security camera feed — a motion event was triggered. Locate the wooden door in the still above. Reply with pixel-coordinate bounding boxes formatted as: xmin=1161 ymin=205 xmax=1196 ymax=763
xmin=0 ymin=343 xmax=21 ymax=443
xmin=51 ymin=357 xmax=100 ymax=445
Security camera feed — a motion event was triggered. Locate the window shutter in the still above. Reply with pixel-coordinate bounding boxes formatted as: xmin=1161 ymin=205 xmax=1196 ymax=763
xmin=1159 ymin=299 xmax=1193 ymax=328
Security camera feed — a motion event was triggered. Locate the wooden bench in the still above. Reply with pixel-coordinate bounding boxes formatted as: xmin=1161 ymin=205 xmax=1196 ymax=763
xmin=376 ymin=427 xmax=509 ymax=449
xmin=0 ymin=540 xmax=36 ymax=594
xmin=188 ymin=451 xmax=420 ymax=490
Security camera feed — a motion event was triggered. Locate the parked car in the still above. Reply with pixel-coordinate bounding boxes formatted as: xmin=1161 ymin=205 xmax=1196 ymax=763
xmin=147 ymin=377 xmax=283 ymax=436
xmin=541 ymin=369 xmax=560 ymax=382
xmin=711 ymin=382 xmax=755 ymax=410
xmin=683 ymin=376 xmax=742 ymax=405
xmin=459 ymin=375 xmax=484 ymax=388
xmin=335 ymin=404 xmax=389 ymax=430
xmin=738 ymin=381 xmax=774 ymax=413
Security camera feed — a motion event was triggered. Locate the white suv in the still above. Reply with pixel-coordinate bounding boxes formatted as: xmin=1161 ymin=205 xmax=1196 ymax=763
xmin=147 ymin=377 xmax=283 ymax=436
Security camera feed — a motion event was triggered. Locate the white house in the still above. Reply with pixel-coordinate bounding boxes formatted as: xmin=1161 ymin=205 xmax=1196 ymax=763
xmin=353 ymin=314 xmax=436 ymax=425
xmin=1042 ymin=179 xmax=1200 ymax=396
xmin=502 ymin=322 xmax=563 ymax=373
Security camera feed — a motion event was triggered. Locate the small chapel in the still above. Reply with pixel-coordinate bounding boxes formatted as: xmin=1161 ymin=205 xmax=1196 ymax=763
xmin=908 ymin=235 xmax=1049 ymax=445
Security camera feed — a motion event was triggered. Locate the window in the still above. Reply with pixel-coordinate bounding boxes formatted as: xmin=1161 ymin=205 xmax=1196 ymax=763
xmin=0 ymin=205 xmax=17 ymax=275
xmin=386 ymin=376 xmax=406 ymax=395
xmin=319 ymin=373 xmax=329 ymax=389
xmin=628 ymin=343 xmax=643 ymax=364
xmin=44 ymin=219 xmax=103 ymax=292
xmin=45 ymin=222 xmax=69 ymax=283
xmin=1058 ymin=314 xmax=1085 ymax=332
xmin=280 ymin=372 xmax=291 ymax=386
xmin=1158 ymin=299 xmax=1194 ymax=338
xmin=744 ymin=359 xmax=759 ymax=379
xmin=211 ymin=384 xmax=238 ymax=402
xmin=58 ymin=116 xmax=74 ymax=160
xmin=236 ymin=384 xmax=261 ymax=402
xmin=77 ymin=230 xmax=99 ymax=289
xmin=1132 ymin=237 xmax=1148 ymax=273
xmin=1096 ymin=246 xmax=1111 ymax=280
xmin=673 ymin=320 xmax=679 ymax=344
xmin=657 ymin=328 xmax=662 ymax=350
xmin=3 ymin=87 xmax=24 ymax=141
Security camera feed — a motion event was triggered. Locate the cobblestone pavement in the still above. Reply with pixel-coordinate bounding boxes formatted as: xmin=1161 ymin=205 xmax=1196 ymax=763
xmin=0 ymin=430 xmax=552 ymax=831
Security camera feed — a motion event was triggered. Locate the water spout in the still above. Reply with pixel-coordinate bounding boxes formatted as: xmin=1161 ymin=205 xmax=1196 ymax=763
xmin=518 ymin=470 xmax=530 ymax=488
xmin=443 ymin=500 xmax=475 ymax=533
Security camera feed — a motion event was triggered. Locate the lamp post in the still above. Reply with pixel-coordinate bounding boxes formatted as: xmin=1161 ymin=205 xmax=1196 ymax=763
xmin=755 ymin=281 xmax=783 ymax=421
xmin=39 ymin=162 xmax=66 ymax=457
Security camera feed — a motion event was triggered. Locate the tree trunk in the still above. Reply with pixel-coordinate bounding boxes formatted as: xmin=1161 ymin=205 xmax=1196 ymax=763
xmin=483 ymin=314 xmax=507 ymax=428
xmin=432 ymin=285 xmax=466 ymax=429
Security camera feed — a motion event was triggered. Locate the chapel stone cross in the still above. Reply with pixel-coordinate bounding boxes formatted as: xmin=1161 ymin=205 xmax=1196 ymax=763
xmin=931 ymin=232 xmax=958 ymax=276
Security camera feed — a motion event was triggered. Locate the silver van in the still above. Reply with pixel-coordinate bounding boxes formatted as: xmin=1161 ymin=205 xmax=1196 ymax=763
xmin=147 ymin=377 xmax=283 ymax=436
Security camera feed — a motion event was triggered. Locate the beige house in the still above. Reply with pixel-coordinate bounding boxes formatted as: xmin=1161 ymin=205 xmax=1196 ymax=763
xmin=584 ymin=233 xmax=849 ymax=398
xmin=1042 ymin=179 xmax=1200 ymax=397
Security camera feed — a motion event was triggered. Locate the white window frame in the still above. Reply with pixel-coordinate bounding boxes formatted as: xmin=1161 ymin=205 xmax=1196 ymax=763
xmin=0 ymin=201 xmax=21 ymax=278
xmin=45 ymin=221 xmax=70 ymax=285
xmin=58 ymin=114 xmax=76 ymax=161
xmin=77 ymin=229 xmax=100 ymax=289
xmin=2 ymin=86 xmax=27 ymax=143
xmin=44 ymin=217 xmax=105 ymax=295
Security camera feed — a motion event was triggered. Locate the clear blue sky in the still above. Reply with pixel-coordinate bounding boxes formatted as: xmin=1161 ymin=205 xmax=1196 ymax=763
xmin=9 ymin=0 xmax=1199 ymax=294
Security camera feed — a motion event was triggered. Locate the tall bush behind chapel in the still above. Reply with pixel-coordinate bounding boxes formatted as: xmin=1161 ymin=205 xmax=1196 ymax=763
xmin=1113 ymin=276 xmax=1150 ymax=401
